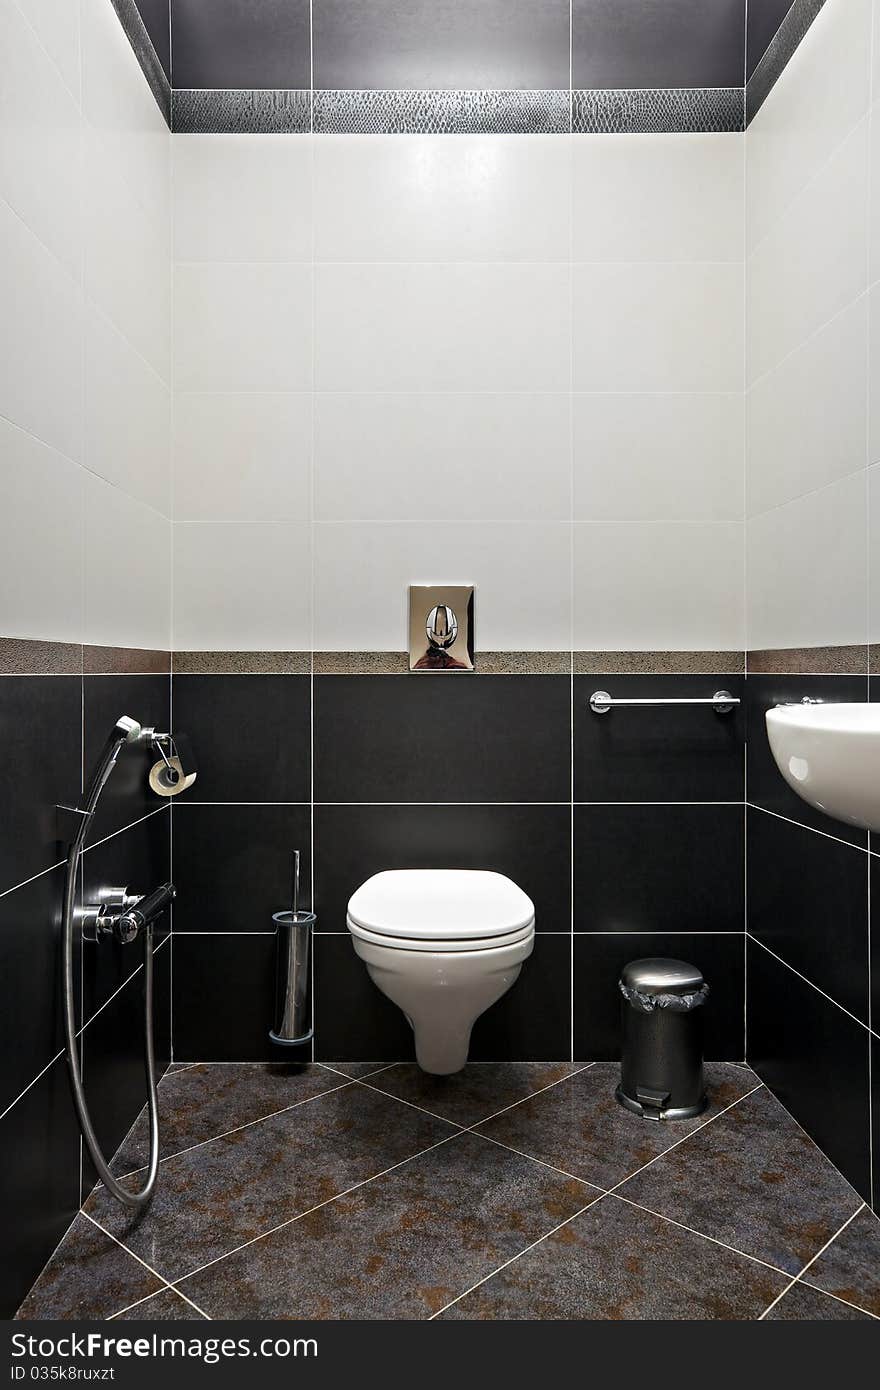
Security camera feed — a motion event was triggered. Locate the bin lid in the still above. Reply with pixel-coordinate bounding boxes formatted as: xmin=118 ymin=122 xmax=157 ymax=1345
xmin=621 ymin=958 xmax=704 ymax=995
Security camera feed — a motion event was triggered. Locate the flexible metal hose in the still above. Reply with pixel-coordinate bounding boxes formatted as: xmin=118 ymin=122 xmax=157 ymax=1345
xmin=61 ymin=727 xmax=160 ymax=1208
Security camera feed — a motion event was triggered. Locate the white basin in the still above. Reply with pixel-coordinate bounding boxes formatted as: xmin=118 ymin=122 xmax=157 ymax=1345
xmin=765 ymin=703 xmax=880 ymax=831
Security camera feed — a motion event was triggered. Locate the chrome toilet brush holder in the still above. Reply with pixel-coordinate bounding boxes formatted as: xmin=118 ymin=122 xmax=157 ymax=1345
xmin=269 ymin=851 xmax=315 ymax=1046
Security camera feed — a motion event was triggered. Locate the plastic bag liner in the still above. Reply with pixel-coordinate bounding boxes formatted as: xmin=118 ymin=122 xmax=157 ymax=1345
xmin=619 ymin=980 xmax=710 ymax=1013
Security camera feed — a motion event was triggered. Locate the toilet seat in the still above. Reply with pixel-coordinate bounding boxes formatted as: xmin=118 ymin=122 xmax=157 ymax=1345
xmin=347 ymin=916 xmax=535 ymax=953
xmin=346 ymin=869 xmax=535 ymax=943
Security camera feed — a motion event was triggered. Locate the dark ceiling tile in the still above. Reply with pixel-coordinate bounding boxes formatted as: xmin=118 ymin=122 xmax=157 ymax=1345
xmin=573 ymin=0 xmax=746 ymax=90
xmin=171 ymin=0 xmax=311 ymax=89
xmin=747 ymin=0 xmax=796 ymax=79
xmin=136 ymin=0 xmax=171 ymax=79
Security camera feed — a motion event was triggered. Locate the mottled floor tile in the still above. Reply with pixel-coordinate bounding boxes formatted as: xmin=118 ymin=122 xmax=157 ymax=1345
xmin=802 ymin=1206 xmax=880 ymax=1317
xmin=474 ymin=1064 xmax=756 ymax=1189
xmin=178 ymin=1132 xmax=594 ymax=1320
xmin=112 ymin=1063 xmax=346 ymax=1175
xmin=16 ymin=1216 xmax=162 ymax=1320
xmin=619 ymin=1086 xmax=862 ymax=1275
xmin=85 ymin=1085 xmax=455 ymax=1281
xmin=364 ymin=1063 xmax=582 ymax=1127
xmin=318 ymin=1062 xmax=394 ymax=1079
xmin=764 ymin=1283 xmax=875 ymax=1320
xmin=440 ymin=1197 xmax=787 ymax=1320
xmin=111 ymin=1289 xmax=208 ymax=1320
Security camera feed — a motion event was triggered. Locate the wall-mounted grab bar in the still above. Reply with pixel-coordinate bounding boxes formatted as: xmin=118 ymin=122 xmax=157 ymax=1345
xmin=589 ymin=689 xmax=740 ymax=716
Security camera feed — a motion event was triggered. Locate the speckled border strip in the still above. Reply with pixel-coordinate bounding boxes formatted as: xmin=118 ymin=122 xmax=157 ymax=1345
xmin=573 ymin=88 xmax=743 ymax=134
xmin=172 ymin=651 xmax=311 ymax=675
xmin=313 ymin=89 xmax=571 ymax=135
xmin=748 ymin=645 xmax=868 ymax=676
xmin=313 ymin=652 xmax=570 ymax=675
xmin=172 ymin=90 xmax=312 ymax=134
xmin=0 ymin=638 xmax=82 ymax=675
xmin=109 ymin=0 xmax=171 ymax=127
xmin=574 ymin=651 xmax=745 ymax=675
xmin=83 ymin=646 xmax=171 ymax=675
xmin=746 ymin=0 xmax=827 ymax=125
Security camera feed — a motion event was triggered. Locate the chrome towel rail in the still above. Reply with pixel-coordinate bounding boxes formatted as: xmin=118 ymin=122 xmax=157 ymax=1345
xmin=589 ymin=689 xmax=740 ymax=716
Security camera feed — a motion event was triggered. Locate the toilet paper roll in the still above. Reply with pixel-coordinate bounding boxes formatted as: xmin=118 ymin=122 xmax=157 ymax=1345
xmin=149 ymin=756 xmax=197 ymax=797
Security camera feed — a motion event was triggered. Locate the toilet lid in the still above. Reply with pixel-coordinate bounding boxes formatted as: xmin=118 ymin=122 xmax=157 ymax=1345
xmin=346 ymin=870 xmax=535 ymax=941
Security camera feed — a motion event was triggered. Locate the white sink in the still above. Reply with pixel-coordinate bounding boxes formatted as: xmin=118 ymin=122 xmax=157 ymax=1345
xmin=765 ymin=703 xmax=880 ymax=831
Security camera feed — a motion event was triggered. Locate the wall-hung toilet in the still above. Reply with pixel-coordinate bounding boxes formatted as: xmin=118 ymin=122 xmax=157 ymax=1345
xmin=346 ymin=869 xmax=535 ymax=1075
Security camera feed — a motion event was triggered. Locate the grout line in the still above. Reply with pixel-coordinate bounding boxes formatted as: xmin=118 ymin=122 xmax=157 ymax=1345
xmin=758 ymin=1204 xmax=865 ymax=1319
xmin=107 ymin=1285 xmax=206 ymax=1322
xmin=747 ymin=934 xmax=877 ymax=1037
xmin=115 ymin=1078 xmax=357 ymax=1179
xmin=81 ymin=1212 xmax=211 ymax=1321
xmin=354 ymin=1064 xmax=593 ymax=1131
xmin=316 ymin=1061 xmax=397 ymax=1080
xmin=610 ymin=1191 xmax=795 ymax=1280
xmin=0 ymin=1049 xmax=64 ymax=1124
xmin=747 ymin=800 xmax=869 ymax=853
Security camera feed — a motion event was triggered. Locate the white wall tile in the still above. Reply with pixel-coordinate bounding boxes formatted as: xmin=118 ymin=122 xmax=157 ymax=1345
xmin=314 ymin=391 xmax=570 ymax=521
xmin=173 ymin=135 xmax=312 ymax=263
xmin=83 ymin=474 xmax=170 ymax=649
xmin=869 ymin=100 xmax=880 ymax=285
xmin=573 ymin=522 xmax=744 ymax=651
xmin=84 ymin=135 xmax=171 ymax=383
xmin=0 ymin=197 xmax=82 ymax=462
xmin=747 ymin=296 xmax=867 ymax=516
xmin=0 ymin=0 xmax=83 ymax=279
xmin=870 ymin=284 xmax=880 ymax=465
xmin=314 ymin=135 xmax=570 ymax=263
xmin=85 ymin=304 xmax=171 ymax=516
xmin=573 ymin=393 xmax=743 ymax=522
xmin=80 ymin=0 xmax=169 ymax=226
xmin=0 ymin=416 xmax=83 ymax=641
xmin=747 ymin=116 xmax=868 ymax=385
xmin=172 ymin=522 xmax=312 ymax=650
xmin=314 ymin=522 xmax=572 ymax=650
xmin=12 ymin=0 xmax=81 ymax=104
xmin=746 ymin=0 xmax=872 ymax=254
xmin=573 ymin=262 xmax=743 ymax=393
xmin=572 ymin=135 xmax=743 ymax=263
xmin=174 ymin=392 xmax=311 ymax=521
xmin=869 ymin=461 xmax=880 ymax=641
xmin=746 ymin=472 xmax=868 ymax=650
xmin=315 ymin=263 xmax=570 ymax=392
xmin=174 ymin=262 xmax=313 ymax=392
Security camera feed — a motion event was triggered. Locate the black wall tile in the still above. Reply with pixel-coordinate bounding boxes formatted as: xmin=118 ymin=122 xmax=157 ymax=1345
xmin=573 ymin=0 xmax=745 ymax=90
xmin=314 ymin=932 xmax=414 ymax=1063
xmin=574 ymin=804 xmax=743 ymax=933
xmin=81 ymin=941 xmax=171 ymax=1195
xmin=872 ymin=1035 xmax=879 ymax=1215
xmin=747 ymin=0 xmax=796 ymax=78
xmin=313 ymin=0 xmax=570 ymax=91
xmin=80 ymin=809 xmax=171 ymax=1024
xmin=314 ymin=803 xmax=570 ymax=934
xmin=574 ymin=932 xmax=745 ymax=1061
xmin=748 ymin=941 xmax=871 ymax=1203
xmin=314 ymin=676 xmax=571 ymax=805
xmin=574 ymin=676 xmax=744 ymax=803
xmin=172 ymin=804 xmax=311 ymax=931
xmin=136 ymin=0 xmax=171 ymax=78
xmin=0 ymin=676 xmax=81 ymax=894
xmin=469 ymin=935 xmax=571 ymax=1061
xmin=172 ymin=675 xmax=311 ymax=804
xmin=0 ymin=866 xmax=67 ymax=1116
xmin=872 ymin=856 xmax=880 ymax=1031
xmin=0 ymin=1056 xmax=80 ymax=1318
xmin=83 ymin=674 xmax=171 ymax=842
xmin=747 ymin=676 xmax=868 ymax=847
xmin=748 ymin=808 xmax=868 ymax=1024
xmin=171 ymin=0 xmax=311 ymax=89
xmin=172 ymin=933 xmax=306 ymax=1063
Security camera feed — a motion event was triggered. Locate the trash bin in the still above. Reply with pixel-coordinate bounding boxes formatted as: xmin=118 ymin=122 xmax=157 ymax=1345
xmin=616 ymin=958 xmax=708 ymax=1121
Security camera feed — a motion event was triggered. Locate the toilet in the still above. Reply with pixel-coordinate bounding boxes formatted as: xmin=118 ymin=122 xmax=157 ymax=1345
xmin=346 ymin=869 xmax=535 ymax=1075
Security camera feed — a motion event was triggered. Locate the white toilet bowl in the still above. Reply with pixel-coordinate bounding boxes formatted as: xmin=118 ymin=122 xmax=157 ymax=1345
xmin=346 ymin=869 xmax=535 ymax=1075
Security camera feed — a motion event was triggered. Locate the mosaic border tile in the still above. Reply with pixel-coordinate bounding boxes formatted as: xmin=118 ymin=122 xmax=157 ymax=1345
xmin=313 ymin=651 xmax=570 ymax=675
xmin=746 ymin=0 xmax=828 ymax=125
xmin=83 ymin=646 xmax=171 ymax=676
xmin=572 ymin=87 xmax=744 ymax=135
xmin=172 ymin=651 xmax=311 ymax=675
xmin=109 ymin=0 xmax=171 ymax=127
xmin=573 ymin=651 xmax=745 ymax=676
xmin=0 ymin=637 xmax=82 ymax=676
xmin=312 ymin=89 xmax=571 ymax=135
xmin=747 ymin=646 xmax=868 ymax=676
xmin=172 ymin=89 xmax=312 ymax=135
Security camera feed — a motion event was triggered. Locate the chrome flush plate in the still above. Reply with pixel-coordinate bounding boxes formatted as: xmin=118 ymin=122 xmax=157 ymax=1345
xmin=408 ymin=585 xmax=475 ymax=672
